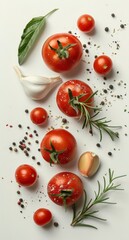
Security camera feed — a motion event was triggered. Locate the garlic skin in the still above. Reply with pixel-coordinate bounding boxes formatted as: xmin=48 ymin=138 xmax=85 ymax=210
xmin=13 ymin=66 xmax=62 ymax=100
xmin=78 ymin=151 xmax=100 ymax=177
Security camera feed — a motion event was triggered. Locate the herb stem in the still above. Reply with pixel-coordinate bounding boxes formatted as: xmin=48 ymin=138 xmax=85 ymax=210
xmin=71 ymin=169 xmax=126 ymax=228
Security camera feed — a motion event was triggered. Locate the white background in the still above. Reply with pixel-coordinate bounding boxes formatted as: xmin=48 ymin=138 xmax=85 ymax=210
xmin=0 ymin=0 xmax=129 ymax=239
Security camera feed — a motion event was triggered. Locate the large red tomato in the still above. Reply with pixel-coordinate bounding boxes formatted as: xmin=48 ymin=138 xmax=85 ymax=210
xmin=47 ymin=172 xmax=84 ymax=207
xmin=40 ymin=129 xmax=77 ymax=165
xmin=42 ymin=33 xmax=83 ymax=72
xmin=56 ymin=79 xmax=94 ymax=118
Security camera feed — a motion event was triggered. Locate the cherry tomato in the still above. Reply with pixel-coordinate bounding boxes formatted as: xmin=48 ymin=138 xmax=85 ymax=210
xmin=42 ymin=33 xmax=83 ymax=73
xmin=47 ymin=172 xmax=83 ymax=207
xmin=56 ymin=80 xmax=94 ymax=118
xmin=40 ymin=129 xmax=77 ymax=165
xmin=30 ymin=107 xmax=48 ymax=125
xmin=77 ymin=14 xmax=95 ymax=32
xmin=33 ymin=208 xmax=52 ymax=226
xmin=93 ymin=55 xmax=113 ymax=75
xmin=15 ymin=164 xmax=38 ymax=187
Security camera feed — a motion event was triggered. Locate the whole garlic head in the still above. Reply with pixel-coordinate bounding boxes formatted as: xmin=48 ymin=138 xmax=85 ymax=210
xmin=78 ymin=151 xmax=100 ymax=177
xmin=13 ymin=65 xmax=62 ymax=100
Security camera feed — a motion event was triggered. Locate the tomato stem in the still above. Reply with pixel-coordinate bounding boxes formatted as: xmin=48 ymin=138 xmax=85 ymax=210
xmin=51 ymin=189 xmax=73 ymax=209
xmin=49 ymin=40 xmax=77 ymax=59
xmin=44 ymin=141 xmax=65 ymax=165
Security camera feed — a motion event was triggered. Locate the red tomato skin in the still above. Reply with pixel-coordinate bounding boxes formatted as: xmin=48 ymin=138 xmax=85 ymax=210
xmin=15 ymin=164 xmax=37 ymax=187
xmin=33 ymin=208 xmax=52 ymax=226
xmin=40 ymin=129 xmax=77 ymax=165
xmin=56 ymin=80 xmax=94 ymax=117
xmin=30 ymin=107 xmax=48 ymax=125
xmin=77 ymin=14 xmax=95 ymax=32
xmin=93 ymin=55 xmax=113 ymax=75
xmin=42 ymin=33 xmax=83 ymax=73
xmin=47 ymin=172 xmax=83 ymax=206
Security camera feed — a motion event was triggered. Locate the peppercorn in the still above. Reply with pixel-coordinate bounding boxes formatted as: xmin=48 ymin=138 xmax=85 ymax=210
xmin=120 ymin=24 xmax=125 ymax=29
xmin=85 ymin=49 xmax=89 ymax=54
xmin=54 ymin=222 xmax=59 ymax=227
xmin=105 ymin=27 xmax=109 ymax=32
xmin=20 ymin=204 xmax=24 ymax=208
xmin=83 ymin=44 xmax=87 ymax=48
xmin=25 ymin=109 xmax=29 ymax=113
xmin=62 ymin=118 xmax=68 ymax=124
xmin=12 ymin=142 xmax=16 ymax=146
xmin=109 ymin=85 xmax=114 ymax=90
xmin=100 ymin=101 xmax=105 ymax=106
xmin=17 ymin=191 xmax=21 ymax=195
xmin=14 ymin=148 xmax=18 ymax=152
xmin=108 ymin=152 xmax=112 ymax=156
xmin=111 ymin=13 xmax=115 ymax=18
xmin=37 ymin=162 xmax=41 ymax=165
xmin=103 ymin=89 xmax=108 ymax=94
xmin=96 ymin=143 xmax=101 ymax=148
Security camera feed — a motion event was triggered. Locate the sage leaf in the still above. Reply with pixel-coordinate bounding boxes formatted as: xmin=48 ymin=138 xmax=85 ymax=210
xmin=18 ymin=8 xmax=58 ymax=65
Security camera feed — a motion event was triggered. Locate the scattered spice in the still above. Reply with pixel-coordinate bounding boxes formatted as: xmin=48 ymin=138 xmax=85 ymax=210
xmin=108 ymin=152 xmax=112 ymax=156
xmin=96 ymin=143 xmax=101 ymax=148
xmin=120 ymin=24 xmax=125 ymax=29
xmin=54 ymin=222 xmax=59 ymax=227
xmin=105 ymin=27 xmax=109 ymax=32
xmin=17 ymin=191 xmax=21 ymax=195
xmin=109 ymin=85 xmax=114 ymax=90
xmin=25 ymin=109 xmax=29 ymax=113
xmin=37 ymin=162 xmax=41 ymax=165
xmin=111 ymin=13 xmax=115 ymax=18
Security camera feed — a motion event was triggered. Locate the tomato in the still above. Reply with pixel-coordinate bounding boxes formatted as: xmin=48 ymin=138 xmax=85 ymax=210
xmin=42 ymin=33 xmax=83 ymax=73
xmin=93 ymin=55 xmax=113 ymax=75
xmin=40 ymin=129 xmax=76 ymax=165
xmin=47 ymin=172 xmax=83 ymax=207
xmin=77 ymin=14 xmax=95 ymax=33
xmin=56 ymin=80 xmax=94 ymax=118
xmin=30 ymin=107 xmax=48 ymax=125
xmin=33 ymin=208 xmax=52 ymax=226
xmin=15 ymin=164 xmax=38 ymax=187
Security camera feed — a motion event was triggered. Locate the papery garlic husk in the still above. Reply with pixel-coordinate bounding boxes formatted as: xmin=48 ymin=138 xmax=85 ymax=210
xmin=78 ymin=151 xmax=100 ymax=177
xmin=13 ymin=65 xmax=62 ymax=100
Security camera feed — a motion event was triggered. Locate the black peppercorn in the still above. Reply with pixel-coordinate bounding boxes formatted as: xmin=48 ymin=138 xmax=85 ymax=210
xmin=105 ymin=27 xmax=109 ymax=32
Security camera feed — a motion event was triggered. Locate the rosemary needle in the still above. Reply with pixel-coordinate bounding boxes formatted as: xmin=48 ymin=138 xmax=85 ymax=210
xmin=71 ymin=169 xmax=126 ymax=229
xmin=68 ymin=89 xmax=121 ymax=141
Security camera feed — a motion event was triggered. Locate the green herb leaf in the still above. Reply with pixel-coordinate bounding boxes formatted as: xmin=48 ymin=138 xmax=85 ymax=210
xmin=68 ymin=89 xmax=121 ymax=141
xmin=18 ymin=8 xmax=58 ymax=65
xmin=71 ymin=169 xmax=126 ymax=228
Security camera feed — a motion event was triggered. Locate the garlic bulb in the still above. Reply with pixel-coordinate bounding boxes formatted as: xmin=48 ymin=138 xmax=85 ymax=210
xmin=13 ymin=66 xmax=62 ymax=100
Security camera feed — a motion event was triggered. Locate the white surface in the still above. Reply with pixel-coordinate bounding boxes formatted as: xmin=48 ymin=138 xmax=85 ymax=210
xmin=0 ymin=0 xmax=129 ymax=239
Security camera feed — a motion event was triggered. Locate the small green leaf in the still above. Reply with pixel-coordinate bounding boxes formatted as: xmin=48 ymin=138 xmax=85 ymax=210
xmin=18 ymin=8 xmax=58 ymax=65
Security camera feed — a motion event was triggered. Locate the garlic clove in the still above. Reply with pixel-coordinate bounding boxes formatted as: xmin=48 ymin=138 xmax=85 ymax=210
xmin=13 ymin=65 xmax=62 ymax=100
xmin=78 ymin=151 xmax=100 ymax=177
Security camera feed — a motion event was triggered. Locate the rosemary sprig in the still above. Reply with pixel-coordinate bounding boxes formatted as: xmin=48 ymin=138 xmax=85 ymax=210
xmin=68 ymin=89 xmax=121 ymax=141
xmin=71 ymin=169 xmax=126 ymax=229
